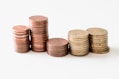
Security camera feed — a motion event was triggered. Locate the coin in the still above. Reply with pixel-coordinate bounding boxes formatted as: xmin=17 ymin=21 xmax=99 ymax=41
xmin=87 ymin=27 xmax=109 ymax=54
xmin=68 ymin=29 xmax=89 ymax=56
xmin=13 ymin=25 xmax=29 ymax=33
xmin=47 ymin=38 xmax=68 ymax=57
xmin=29 ymin=15 xmax=48 ymax=52
xmin=13 ymin=25 xmax=30 ymax=53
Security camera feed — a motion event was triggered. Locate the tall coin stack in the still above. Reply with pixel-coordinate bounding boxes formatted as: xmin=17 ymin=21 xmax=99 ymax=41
xmin=13 ymin=25 xmax=30 ymax=53
xmin=29 ymin=15 xmax=48 ymax=52
xmin=47 ymin=38 xmax=68 ymax=57
xmin=68 ymin=30 xmax=89 ymax=56
xmin=87 ymin=28 xmax=109 ymax=54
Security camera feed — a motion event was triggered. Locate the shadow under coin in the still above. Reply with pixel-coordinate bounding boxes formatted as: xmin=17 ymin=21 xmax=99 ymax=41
xmin=85 ymin=46 xmax=119 ymax=59
xmin=107 ymin=47 xmax=119 ymax=57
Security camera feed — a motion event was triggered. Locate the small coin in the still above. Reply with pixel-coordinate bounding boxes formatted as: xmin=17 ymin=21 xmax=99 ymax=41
xmin=47 ymin=38 xmax=68 ymax=57
xmin=13 ymin=25 xmax=29 ymax=33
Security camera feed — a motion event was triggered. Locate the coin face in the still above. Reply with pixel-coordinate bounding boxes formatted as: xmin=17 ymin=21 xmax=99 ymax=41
xmin=13 ymin=25 xmax=29 ymax=33
xmin=29 ymin=15 xmax=48 ymax=27
xmin=47 ymin=38 xmax=68 ymax=46
xmin=87 ymin=27 xmax=108 ymax=35
xmin=69 ymin=29 xmax=89 ymax=38
xmin=29 ymin=15 xmax=48 ymax=22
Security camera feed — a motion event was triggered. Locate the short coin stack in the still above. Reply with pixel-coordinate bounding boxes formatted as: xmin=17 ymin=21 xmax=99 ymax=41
xmin=13 ymin=25 xmax=30 ymax=53
xmin=87 ymin=28 xmax=109 ymax=54
xmin=29 ymin=15 xmax=48 ymax=52
xmin=68 ymin=30 xmax=89 ymax=56
xmin=47 ymin=38 xmax=68 ymax=57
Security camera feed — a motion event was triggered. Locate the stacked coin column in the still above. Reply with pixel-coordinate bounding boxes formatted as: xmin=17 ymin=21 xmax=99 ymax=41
xmin=87 ymin=28 xmax=109 ymax=53
xmin=47 ymin=38 xmax=68 ymax=57
xmin=13 ymin=25 xmax=30 ymax=53
xmin=68 ymin=30 xmax=89 ymax=56
xmin=29 ymin=15 xmax=48 ymax=52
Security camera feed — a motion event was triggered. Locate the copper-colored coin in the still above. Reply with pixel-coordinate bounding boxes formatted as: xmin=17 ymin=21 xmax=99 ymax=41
xmin=47 ymin=38 xmax=68 ymax=57
xmin=31 ymin=33 xmax=48 ymax=44
xmin=29 ymin=15 xmax=48 ymax=52
xmin=13 ymin=31 xmax=29 ymax=36
xmin=32 ymin=44 xmax=45 ymax=48
xmin=15 ymin=44 xmax=30 ymax=53
xmin=31 ymin=40 xmax=46 ymax=45
xmin=14 ymin=34 xmax=29 ymax=38
xmin=14 ymin=41 xmax=30 ymax=53
xmin=48 ymin=49 xmax=68 ymax=54
xmin=31 ymin=36 xmax=48 ymax=41
xmin=30 ymin=25 xmax=47 ymax=29
xmin=29 ymin=15 xmax=48 ymax=22
xmin=32 ymin=31 xmax=48 ymax=34
xmin=48 ymin=44 xmax=68 ymax=49
xmin=32 ymin=45 xmax=46 ymax=52
xmin=47 ymin=38 xmax=68 ymax=46
xmin=31 ymin=37 xmax=48 ymax=41
xmin=30 ymin=25 xmax=48 ymax=29
xmin=31 ymin=39 xmax=47 ymax=44
xmin=29 ymin=23 xmax=48 ymax=28
xmin=15 ymin=48 xmax=30 ymax=53
xmin=29 ymin=15 xmax=48 ymax=26
xmin=30 ymin=27 xmax=48 ymax=33
xmin=31 ymin=30 xmax=48 ymax=34
xmin=32 ymin=48 xmax=45 ymax=52
xmin=47 ymin=51 xmax=68 ymax=57
xmin=14 ymin=38 xmax=29 ymax=45
xmin=31 ymin=41 xmax=46 ymax=45
xmin=31 ymin=39 xmax=46 ymax=44
xmin=13 ymin=25 xmax=29 ymax=33
xmin=31 ymin=33 xmax=48 ymax=37
xmin=13 ymin=25 xmax=30 ymax=53
xmin=15 ymin=45 xmax=30 ymax=49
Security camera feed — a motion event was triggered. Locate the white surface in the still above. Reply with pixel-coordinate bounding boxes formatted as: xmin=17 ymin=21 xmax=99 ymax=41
xmin=0 ymin=0 xmax=119 ymax=79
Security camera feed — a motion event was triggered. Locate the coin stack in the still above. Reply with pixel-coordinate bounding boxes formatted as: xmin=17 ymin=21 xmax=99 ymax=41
xmin=47 ymin=38 xmax=68 ymax=57
xmin=87 ymin=28 xmax=109 ymax=54
xmin=68 ymin=30 xmax=89 ymax=56
xmin=13 ymin=25 xmax=30 ymax=53
xmin=29 ymin=15 xmax=48 ymax=52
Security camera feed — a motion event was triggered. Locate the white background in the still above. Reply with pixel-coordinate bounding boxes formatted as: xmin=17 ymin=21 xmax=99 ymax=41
xmin=0 ymin=0 xmax=119 ymax=79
